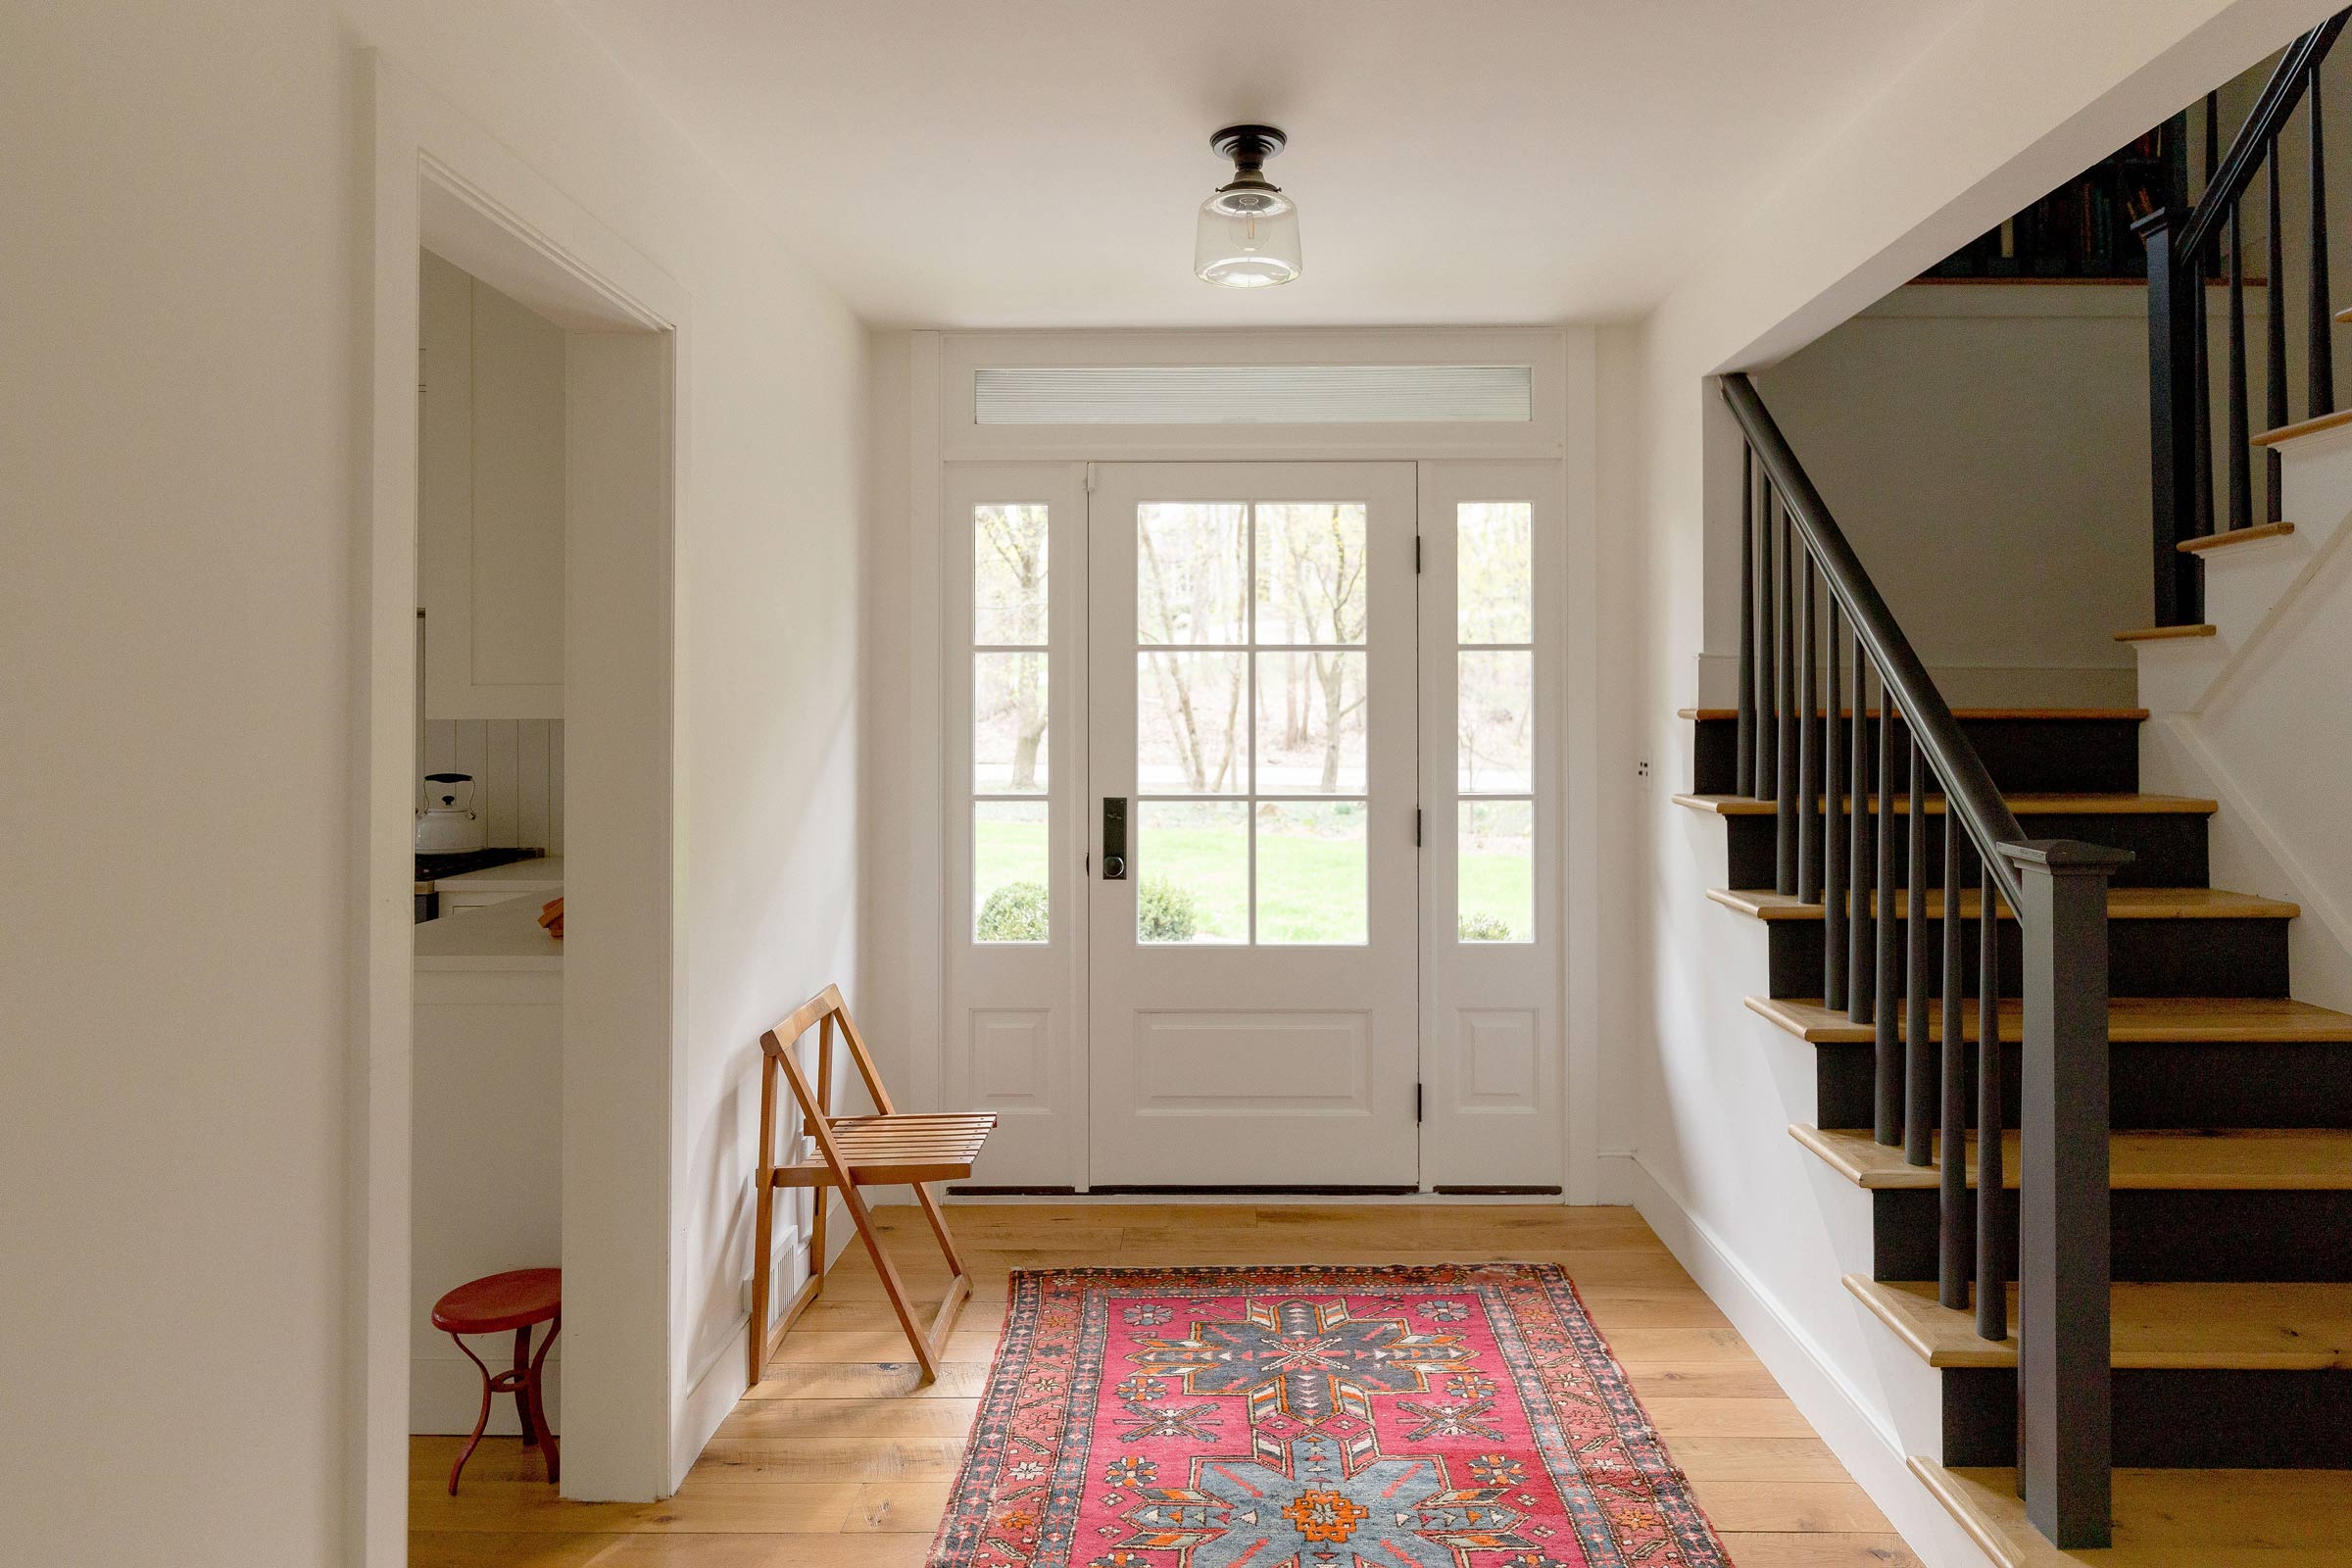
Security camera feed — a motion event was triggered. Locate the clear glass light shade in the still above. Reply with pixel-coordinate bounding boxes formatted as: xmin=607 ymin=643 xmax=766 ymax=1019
xmin=1195 ymin=186 xmax=1302 ymax=287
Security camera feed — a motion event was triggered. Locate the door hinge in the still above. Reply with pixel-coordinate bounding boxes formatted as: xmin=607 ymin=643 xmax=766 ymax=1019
xmin=1414 ymin=808 xmax=1423 ymax=848
xmin=1415 ymin=1083 xmax=1424 ymax=1123
xmin=1085 ymin=462 xmax=1098 ymax=492
xmin=1414 ymin=534 xmax=1424 ymax=573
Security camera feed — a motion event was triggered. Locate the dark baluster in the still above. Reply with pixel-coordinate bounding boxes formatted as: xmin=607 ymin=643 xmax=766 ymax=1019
xmin=2197 ymin=89 xmax=2221 ymax=545
xmin=1977 ymin=860 xmax=2004 ymax=1343
xmin=1849 ymin=648 xmax=1874 ymax=1025
xmin=2229 ymin=198 xmax=2252 ymax=531
xmin=1938 ymin=818 xmax=1968 ymax=1308
xmin=1797 ymin=564 xmax=1820 ymax=904
xmin=2312 ymin=65 xmax=2335 ymax=417
xmin=2269 ymin=153 xmax=2289 ymax=521
xmin=2193 ymin=233 xmax=2216 ymax=542
xmin=1874 ymin=699 xmax=1899 ymax=1146
xmin=1737 ymin=451 xmax=1757 ymax=794
xmin=1755 ymin=474 xmax=1776 ymax=800
xmin=2139 ymin=207 xmax=2201 ymax=625
xmin=1776 ymin=506 xmax=1798 ymax=896
xmin=1904 ymin=747 xmax=1932 ymax=1165
xmin=1823 ymin=599 xmax=1847 ymax=1011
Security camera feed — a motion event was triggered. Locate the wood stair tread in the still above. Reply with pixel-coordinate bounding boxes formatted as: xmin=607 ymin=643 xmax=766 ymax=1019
xmin=2179 ymin=520 xmax=2297 ymax=554
xmin=1674 ymin=791 xmax=2215 ymax=817
xmin=2114 ymin=623 xmax=2219 ymax=642
xmin=1792 ymin=1124 xmax=2352 ymax=1191
xmin=1843 ymin=1275 xmax=2352 ymax=1370
xmin=1677 ymin=706 xmax=2148 ymax=721
xmin=2251 ymin=405 xmax=2352 ymax=446
xmin=1708 ymin=886 xmax=2300 ymax=922
xmin=1747 ymin=994 xmax=2352 ymax=1044
xmin=1909 ymin=1458 xmax=2352 ymax=1567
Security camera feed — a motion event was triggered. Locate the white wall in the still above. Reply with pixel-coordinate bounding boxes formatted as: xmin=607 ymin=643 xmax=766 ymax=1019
xmin=1606 ymin=3 xmax=2342 ymax=1564
xmin=1 ymin=2 xmax=865 ymax=1561
xmin=1752 ymin=288 xmax=2151 ymax=706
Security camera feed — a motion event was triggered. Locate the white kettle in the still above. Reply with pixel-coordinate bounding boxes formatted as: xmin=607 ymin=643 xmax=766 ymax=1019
xmin=416 ymin=772 xmax=486 ymax=853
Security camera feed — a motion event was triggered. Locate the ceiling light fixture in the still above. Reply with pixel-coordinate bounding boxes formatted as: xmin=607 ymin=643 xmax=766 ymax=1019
xmin=1195 ymin=124 xmax=1301 ymax=288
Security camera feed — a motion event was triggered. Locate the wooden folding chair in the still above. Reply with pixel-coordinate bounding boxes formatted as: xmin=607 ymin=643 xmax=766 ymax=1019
xmin=747 ymin=984 xmax=995 ymax=1387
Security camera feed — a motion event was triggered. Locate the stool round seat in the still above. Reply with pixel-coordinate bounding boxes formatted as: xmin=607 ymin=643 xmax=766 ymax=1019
xmin=433 ymin=1267 xmax=561 ymax=1336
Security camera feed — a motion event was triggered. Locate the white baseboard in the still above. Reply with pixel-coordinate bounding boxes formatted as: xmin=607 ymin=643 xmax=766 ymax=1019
xmin=1617 ymin=1153 xmax=1996 ymax=1568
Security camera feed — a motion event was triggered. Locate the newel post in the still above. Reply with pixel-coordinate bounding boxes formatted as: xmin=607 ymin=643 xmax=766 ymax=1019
xmin=2136 ymin=210 xmax=2203 ymax=626
xmin=1999 ymin=839 xmax=2132 ymax=1549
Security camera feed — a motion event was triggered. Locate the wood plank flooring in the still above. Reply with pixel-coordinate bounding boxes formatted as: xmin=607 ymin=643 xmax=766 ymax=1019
xmin=409 ymin=1203 xmax=1920 ymax=1567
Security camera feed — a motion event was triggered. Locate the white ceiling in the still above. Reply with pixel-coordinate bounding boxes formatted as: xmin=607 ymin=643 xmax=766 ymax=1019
xmin=563 ymin=1 xmax=1970 ymax=327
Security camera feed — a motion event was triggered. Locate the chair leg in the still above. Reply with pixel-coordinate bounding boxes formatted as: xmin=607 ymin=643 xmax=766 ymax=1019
xmin=810 ymin=1188 xmax=828 ymax=1300
xmin=910 ymin=1179 xmax=967 ymax=1278
xmin=748 ymin=1172 xmax=775 ymax=1390
xmin=836 ymin=1177 xmax=940 ymax=1381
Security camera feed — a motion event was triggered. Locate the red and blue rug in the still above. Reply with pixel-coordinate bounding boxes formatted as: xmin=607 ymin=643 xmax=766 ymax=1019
xmin=928 ymin=1263 xmax=1731 ymax=1568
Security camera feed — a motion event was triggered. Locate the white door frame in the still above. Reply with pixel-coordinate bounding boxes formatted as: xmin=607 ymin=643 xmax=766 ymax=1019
xmin=906 ymin=327 xmax=1598 ymax=1201
xmin=361 ymin=55 xmax=688 ymax=1563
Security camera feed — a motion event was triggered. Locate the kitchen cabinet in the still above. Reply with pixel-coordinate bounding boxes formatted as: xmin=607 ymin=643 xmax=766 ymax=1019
xmin=419 ymin=252 xmax=565 ymax=720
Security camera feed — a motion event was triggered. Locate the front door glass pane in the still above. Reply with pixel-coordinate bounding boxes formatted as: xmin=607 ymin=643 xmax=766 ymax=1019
xmin=1253 ymin=651 xmax=1367 ymax=794
xmin=1133 ymin=498 xmax=1372 ymax=946
xmin=1138 ymin=503 xmax=1248 ymax=645
xmin=1136 ymin=800 xmax=1249 ymax=944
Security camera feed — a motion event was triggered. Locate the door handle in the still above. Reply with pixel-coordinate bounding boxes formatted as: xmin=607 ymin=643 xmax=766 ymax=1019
xmin=1102 ymin=797 xmax=1128 ymax=879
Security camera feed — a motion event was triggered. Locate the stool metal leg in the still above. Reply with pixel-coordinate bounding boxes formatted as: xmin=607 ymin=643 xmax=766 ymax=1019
xmin=446 ymin=1332 xmax=496 ymax=1495
xmin=513 ymin=1326 xmax=537 ymax=1446
xmin=530 ymin=1313 xmax=561 ymax=1486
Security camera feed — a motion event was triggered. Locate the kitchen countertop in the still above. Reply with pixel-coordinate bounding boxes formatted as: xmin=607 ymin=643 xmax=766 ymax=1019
xmin=432 ymin=855 xmax=564 ymax=890
xmin=415 ymin=890 xmax=563 ymax=970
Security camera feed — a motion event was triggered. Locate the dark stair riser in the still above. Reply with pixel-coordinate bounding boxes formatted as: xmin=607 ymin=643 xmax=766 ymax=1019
xmin=1811 ymin=1038 xmax=2352 ymax=1131
xmin=1871 ymin=1188 xmax=2352 ymax=1283
xmin=1943 ymin=1366 xmax=2352 ymax=1468
xmin=1765 ymin=915 xmax=2289 ymax=1000
xmin=1691 ymin=714 xmax=2141 ymax=797
xmin=1716 ymin=809 xmax=2206 ymax=890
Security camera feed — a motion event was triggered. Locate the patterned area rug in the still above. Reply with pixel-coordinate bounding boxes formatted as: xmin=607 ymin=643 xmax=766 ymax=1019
xmin=929 ymin=1263 xmax=1730 ymax=1568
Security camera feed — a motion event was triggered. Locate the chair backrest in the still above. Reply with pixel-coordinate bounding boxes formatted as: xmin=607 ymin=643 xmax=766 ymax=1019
xmin=756 ymin=985 xmax=897 ymax=1172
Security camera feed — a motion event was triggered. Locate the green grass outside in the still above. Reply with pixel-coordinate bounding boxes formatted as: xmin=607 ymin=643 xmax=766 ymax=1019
xmin=975 ymin=815 xmax=1531 ymax=943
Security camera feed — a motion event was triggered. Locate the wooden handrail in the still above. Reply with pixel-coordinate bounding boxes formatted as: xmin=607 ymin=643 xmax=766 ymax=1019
xmin=1719 ymin=371 xmax=2129 ymax=1548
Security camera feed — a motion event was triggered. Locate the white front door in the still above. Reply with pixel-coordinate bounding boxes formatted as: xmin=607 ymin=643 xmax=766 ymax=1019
xmin=1084 ymin=463 xmax=1422 ymax=1187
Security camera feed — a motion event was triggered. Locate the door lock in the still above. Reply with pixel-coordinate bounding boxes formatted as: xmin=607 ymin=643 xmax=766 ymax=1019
xmin=1102 ymin=797 xmax=1128 ymax=879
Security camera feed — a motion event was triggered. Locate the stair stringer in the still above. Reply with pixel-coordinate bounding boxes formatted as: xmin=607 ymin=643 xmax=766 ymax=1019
xmin=2135 ymin=425 xmax=2352 ymax=1012
xmin=1624 ymin=900 xmax=2000 ymax=1567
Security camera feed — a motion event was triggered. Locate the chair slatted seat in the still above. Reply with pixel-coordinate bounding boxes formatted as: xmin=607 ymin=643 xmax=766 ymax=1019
xmin=747 ymin=985 xmax=993 ymax=1386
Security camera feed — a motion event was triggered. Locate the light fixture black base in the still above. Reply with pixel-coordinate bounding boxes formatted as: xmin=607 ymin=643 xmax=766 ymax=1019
xmin=1210 ymin=124 xmax=1287 ymax=167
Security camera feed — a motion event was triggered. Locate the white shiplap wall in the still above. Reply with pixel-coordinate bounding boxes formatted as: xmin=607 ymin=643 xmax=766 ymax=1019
xmin=421 ymin=718 xmax=564 ymax=852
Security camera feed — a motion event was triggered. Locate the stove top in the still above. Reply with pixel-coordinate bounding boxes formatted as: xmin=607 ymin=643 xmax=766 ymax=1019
xmin=416 ymin=847 xmax=542 ymax=882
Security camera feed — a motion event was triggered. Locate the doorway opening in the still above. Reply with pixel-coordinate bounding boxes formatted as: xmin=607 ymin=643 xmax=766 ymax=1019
xmin=361 ymin=62 xmax=686 ymax=1563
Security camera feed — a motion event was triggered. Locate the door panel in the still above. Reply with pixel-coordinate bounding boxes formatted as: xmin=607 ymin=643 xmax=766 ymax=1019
xmin=1087 ymin=463 xmax=1420 ymax=1186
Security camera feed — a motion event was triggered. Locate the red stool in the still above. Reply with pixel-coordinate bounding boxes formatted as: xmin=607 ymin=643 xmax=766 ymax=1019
xmin=432 ymin=1267 xmax=561 ymax=1494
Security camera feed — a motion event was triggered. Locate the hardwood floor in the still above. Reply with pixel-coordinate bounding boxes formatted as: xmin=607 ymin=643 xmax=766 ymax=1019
xmin=409 ymin=1203 xmax=1920 ymax=1567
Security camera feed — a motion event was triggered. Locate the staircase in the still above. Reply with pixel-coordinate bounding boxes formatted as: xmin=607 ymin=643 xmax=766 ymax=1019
xmin=1698 ymin=368 xmax=2352 ymax=1563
